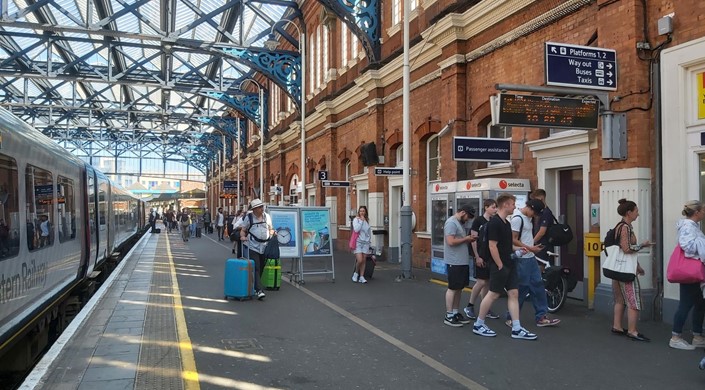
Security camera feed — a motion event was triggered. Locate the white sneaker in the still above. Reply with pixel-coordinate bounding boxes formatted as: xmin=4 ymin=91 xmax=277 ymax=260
xmin=669 ymin=338 xmax=695 ymax=350
xmin=352 ymin=272 xmax=359 ymax=282
xmin=692 ymin=336 xmax=705 ymax=348
xmin=358 ymin=276 xmax=368 ymax=284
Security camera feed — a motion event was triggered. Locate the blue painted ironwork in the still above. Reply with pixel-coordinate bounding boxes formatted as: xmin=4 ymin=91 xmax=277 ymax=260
xmin=202 ymin=90 xmax=268 ymax=138
xmin=218 ymin=46 xmax=301 ymax=110
xmin=320 ymin=0 xmax=381 ymax=62
xmin=195 ymin=116 xmax=248 ymax=148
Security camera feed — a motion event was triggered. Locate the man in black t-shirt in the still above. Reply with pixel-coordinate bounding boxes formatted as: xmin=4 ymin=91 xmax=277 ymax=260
xmin=531 ymin=189 xmax=556 ymax=265
xmin=472 ymin=193 xmax=538 ymax=340
xmin=464 ymin=199 xmax=500 ymax=320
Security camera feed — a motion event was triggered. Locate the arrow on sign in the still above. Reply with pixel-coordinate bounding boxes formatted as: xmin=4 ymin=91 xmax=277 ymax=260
xmin=607 ymin=80 xmax=613 ymax=85
xmin=606 ymin=63 xmax=613 ymax=69
xmin=607 ymin=71 xmax=613 ymax=77
xmin=551 ymin=47 xmax=557 ymax=53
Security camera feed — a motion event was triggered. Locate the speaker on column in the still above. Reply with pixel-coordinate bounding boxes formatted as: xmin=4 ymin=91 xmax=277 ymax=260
xmin=361 ymin=142 xmax=379 ymax=166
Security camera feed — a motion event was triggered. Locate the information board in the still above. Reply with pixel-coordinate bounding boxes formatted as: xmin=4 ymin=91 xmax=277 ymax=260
xmin=498 ymin=93 xmax=599 ymax=129
xmin=545 ymin=42 xmax=617 ymax=90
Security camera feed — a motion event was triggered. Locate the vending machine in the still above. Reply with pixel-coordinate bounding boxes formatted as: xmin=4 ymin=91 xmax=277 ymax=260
xmin=429 ymin=178 xmax=531 ymax=281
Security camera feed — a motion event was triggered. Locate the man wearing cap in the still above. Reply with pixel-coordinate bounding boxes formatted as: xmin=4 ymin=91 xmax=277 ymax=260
xmin=510 ymin=199 xmax=561 ymax=328
xmin=236 ymin=199 xmax=274 ymax=300
xmin=442 ymin=204 xmax=477 ymax=327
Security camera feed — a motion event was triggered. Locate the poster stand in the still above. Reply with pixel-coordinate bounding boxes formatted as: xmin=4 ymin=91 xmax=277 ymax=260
xmin=268 ymin=206 xmax=335 ymax=284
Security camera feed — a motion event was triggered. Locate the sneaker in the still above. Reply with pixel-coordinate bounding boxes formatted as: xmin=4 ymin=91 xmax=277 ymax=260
xmin=536 ymin=316 xmax=561 ymax=327
xmin=472 ymin=324 xmax=497 ymax=337
xmin=358 ymin=276 xmax=368 ymax=284
xmin=256 ymin=290 xmax=266 ymax=300
xmin=454 ymin=313 xmax=471 ymax=324
xmin=352 ymin=272 xmax=359 ymax=282
xmin=511 ymin=327 xmax=538 ymax=340
xmin=444 ymin=315 xmax=463 ymax=327
xmin=463 ymin=306 xmax=477 ymax=320
xmin=692 ymin=336 xmax=705 ymax=348
xmin=486 ymin=310 xmax=500 ymax=319
xmin=669 ymin=338 xmax=695 ymax=350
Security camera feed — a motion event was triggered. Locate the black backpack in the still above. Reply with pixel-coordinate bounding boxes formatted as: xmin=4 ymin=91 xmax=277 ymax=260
xmin=477 ymin=221 xmax=490 ymax=260
xmin=602 ymin=221 xmax=627 ymax=255
xmin=546 ymin=216 xmax=574 ymax=246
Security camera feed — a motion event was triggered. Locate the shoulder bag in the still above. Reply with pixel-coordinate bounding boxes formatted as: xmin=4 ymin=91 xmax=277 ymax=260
xmin=602 ymin=245 xmax=638 ymax=282
xmin=666 ymin=245 xmax=705 ymax=284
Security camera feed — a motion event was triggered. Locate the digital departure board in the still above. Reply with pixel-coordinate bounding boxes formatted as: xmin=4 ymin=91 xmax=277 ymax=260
xmin=497 ymin=93 xmax=599 ymax=129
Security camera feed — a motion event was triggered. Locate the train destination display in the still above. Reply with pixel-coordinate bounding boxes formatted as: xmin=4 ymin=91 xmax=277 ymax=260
xmin=497 ymin=93 xmax=599 ymax=129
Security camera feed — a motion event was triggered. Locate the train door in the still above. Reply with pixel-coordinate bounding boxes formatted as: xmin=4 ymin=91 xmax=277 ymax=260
xmin=85 ymin=167 xmax=98 ymax=276
xmin=96 ymin=175 xmax=109 ymax=263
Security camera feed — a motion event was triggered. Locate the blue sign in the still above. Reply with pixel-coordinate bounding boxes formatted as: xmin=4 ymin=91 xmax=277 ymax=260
xmin=374 ymin=167 xmax=404 ymax=176
xmin=223 ymin=180 xmax=240 ymax=190
xmin=321 ymin=180 xmax=350 ymax=188
xmin=453 ymin=137 xmax=511 ymax=162
xmin=34 ymin=185 xmax=53 ymax=197
xmin=545 ymin=42 xmax=617 ymax=91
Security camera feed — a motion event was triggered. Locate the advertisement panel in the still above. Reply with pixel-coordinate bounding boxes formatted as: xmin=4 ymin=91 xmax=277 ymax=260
xmin=269 ymin=207 xmax=300 ymax=258
xmin=300 ymin=209 xmax=331 ymax=256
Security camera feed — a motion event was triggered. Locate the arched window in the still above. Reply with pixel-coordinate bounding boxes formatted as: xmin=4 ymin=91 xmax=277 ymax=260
xmin=309 ymin=34 xmax=315 ymax=94
xmin=427 ymin=135 xmax=440 ymax=182
xmin=316 ymin=25 xmax=322 ymax=88
xmin=345 ymin=161 xmax=351 ymax=224
xmin=395 ymin=145 xmax=404 ymax=167
xmin=341 ymin=22 xmax=348 ymax=68
xmin=323 ymin=25 xmax=329 ymax=83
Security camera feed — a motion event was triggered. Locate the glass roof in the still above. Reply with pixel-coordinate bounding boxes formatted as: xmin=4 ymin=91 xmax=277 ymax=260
xmin=0 ymin=0 xmax=295 ymax=175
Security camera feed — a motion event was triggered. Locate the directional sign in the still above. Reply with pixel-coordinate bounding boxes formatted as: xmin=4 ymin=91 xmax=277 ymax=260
xmin=321 ymin=180 xmax=351 ymax=188
xmin=223 ymin=180 xmax=240 ymax=190
xmin=545 ymin=42 xmax=617 ymax=91
xmin=498 ymin=94 xmax=599 ymax=129
xmin=374 ymin=167 xmax=404 ymax=176
xmin=453 ymin=137 xmax=511 ymax=162
xmin=318 ymin=170 xmax=329 ymax=181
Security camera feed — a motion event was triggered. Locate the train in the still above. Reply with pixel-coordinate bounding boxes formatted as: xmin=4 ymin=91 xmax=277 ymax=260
xmin=0 ymin=107 xmax=146 ymax=376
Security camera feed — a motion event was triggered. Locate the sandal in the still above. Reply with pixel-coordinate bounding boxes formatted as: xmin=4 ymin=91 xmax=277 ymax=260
xmin=626 ymin=332 xmax=650 ymax=342
xmin=611 ymin=327 xmax=627 ymax=336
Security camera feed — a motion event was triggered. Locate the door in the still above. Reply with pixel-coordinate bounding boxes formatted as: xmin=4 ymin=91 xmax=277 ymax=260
xmin=389 ymin=185 xmax=402 ymax=263
xmin=559 ymin=169 xmax=584 ymax=298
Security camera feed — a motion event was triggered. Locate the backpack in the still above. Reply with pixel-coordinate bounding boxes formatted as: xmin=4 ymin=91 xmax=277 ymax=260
xmin=602 ymin=221 xmax=628 ymax=255
xmin=477 ymin=221 xmax=491 ymax=260
xmin=246 ymin=213 xmax=270 ymax=243
xmin=546 ymin=216 xmax=574 ymax=246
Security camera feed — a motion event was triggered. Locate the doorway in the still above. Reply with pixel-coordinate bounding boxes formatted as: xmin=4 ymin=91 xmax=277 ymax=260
xmin=388 ymin=184 xmax=402 ymax=263
xmin=559 ymin=169 xmax=584 ymax=299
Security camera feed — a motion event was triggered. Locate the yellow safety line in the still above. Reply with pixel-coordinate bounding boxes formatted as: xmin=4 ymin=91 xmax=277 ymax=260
xmin=165 ymin=233 xmax=201 ymax=389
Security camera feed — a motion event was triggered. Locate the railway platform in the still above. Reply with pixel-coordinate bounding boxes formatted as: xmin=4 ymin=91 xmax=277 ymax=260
xmin=21 ymin=226 xmax=705 ymax=390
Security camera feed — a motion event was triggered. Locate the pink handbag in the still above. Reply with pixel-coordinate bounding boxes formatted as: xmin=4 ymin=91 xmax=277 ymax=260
xmin=666 ymin=245 xmax=705 ymax=284
xmin=348 ymin=230 xmax=360 ymax=251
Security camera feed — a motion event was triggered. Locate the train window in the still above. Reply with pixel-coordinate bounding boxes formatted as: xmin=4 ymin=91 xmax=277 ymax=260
xmin=57 ymin=176 xmax=76 ymax=243
xmin=0 ymin=154 xmax=19 ymax=260
xmin=26 ymin=165 xmax=54 ymax=251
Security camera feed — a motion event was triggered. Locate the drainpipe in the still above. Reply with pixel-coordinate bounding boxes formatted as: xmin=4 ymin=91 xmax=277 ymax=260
xmin=652 ymin=59 xmax=664 ymax=321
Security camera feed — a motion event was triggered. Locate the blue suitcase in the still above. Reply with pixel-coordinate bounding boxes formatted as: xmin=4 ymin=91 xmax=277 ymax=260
xmin=224 ymin=258 xmax=255 ymax=300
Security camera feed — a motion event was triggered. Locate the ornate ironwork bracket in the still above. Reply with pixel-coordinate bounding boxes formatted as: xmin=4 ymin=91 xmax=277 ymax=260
xmin=202 ymin=91 xmax=267 ymax=133
xmin=195 ymin=116 xmax=248 ymax=149
xmin=319 ymin=0 xmax=381 ymax=63
xmin=216 ymin=46 xmax=301 ymax=110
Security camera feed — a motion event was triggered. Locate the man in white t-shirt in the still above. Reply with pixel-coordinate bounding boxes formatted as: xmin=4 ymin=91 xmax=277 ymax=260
xmin=216 ymin=207 xmax=225 ymax=241
xmin=509 ymin=199 xmax=560 ymax=328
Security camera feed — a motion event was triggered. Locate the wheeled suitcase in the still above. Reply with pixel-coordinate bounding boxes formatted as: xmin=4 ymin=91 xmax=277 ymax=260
xmin=195 ymin=227 xmax=202 ymax=237
xmin=364 ymin=256 xmax=375 ymax=280
xmin=224 ymin=258 xmax=255 ymax=300
xmin=154 ymin=228 xmax=161 ymax=234
xmin=261 ymin=258 xmax=282 ymax=290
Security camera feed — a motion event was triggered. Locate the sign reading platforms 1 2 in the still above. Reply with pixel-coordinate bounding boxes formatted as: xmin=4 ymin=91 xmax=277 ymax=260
xmin=545 ymin=42 xmax=617 ymax=91
xmin=321 ymin=180 xmax=350 ymax=188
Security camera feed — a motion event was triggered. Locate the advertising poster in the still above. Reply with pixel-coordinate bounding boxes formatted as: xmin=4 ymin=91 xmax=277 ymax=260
xmin=301 ymin=208 xmax=331 ymax=257
xmin=269 ymin=208 xmax=300 ymax=258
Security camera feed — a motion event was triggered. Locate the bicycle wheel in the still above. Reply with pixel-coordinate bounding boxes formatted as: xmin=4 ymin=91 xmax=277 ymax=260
xmin=546 ymin=276 xmax=567 ymax=313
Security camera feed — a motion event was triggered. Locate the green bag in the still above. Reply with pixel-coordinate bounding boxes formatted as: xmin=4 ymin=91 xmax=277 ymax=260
xmin=261 ymin=258 xmax=281 ymax=290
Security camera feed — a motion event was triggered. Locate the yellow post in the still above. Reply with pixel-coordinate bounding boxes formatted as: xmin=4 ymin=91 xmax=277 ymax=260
xmin=584 ymin=232 xmax=602 ymax=309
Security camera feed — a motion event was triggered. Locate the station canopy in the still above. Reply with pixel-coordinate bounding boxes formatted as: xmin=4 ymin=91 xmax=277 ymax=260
xmin=0 ymin=0 xmax=301 ymax=179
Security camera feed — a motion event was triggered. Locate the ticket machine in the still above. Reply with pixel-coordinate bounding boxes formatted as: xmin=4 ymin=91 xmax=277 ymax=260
xmin=429 ymin=178 xmax=531 ymax=280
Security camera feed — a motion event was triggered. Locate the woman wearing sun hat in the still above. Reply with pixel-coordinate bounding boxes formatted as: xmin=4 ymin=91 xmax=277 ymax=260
xmin=236 ymin=199 xmax=274 ymax=300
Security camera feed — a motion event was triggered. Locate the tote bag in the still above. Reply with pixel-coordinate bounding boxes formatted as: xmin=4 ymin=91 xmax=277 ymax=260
xmin=348 ymin=230 xmax=360 ymax=251
xmin=602 ymin=245 xmax=638 ymax=282
xmin=666 ymin=245 xmax=705 ymax=284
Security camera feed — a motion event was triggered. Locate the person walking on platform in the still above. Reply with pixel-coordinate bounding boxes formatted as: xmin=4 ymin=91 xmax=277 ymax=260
xmin=351 ymin=206 xmax=373 ymax=284
xmin=216 ymin=207 xmax=225 ymax=241
xmin=149 ymin=208 xmax=156 ymax=233
xmin=203 ymin=209 xmax=212 ymax=234
xmin=473 ymin=193 xmax=537 ymax=340
xmin=442 ymin=205 xmax=476 ymax=327
xmin=179 ymin=208 xmax=191 ymax=242
xmin=236 ymin=199 xmax=272 ymax=300
xmin=609 ymin=198 xmax=653 ymax=341
xmin=232 ymin=210 xmax=245 ymax=257
xmin=509 ymin=199 xmax=560 ymax=328
xmin=669 ymin=200 xmax=705 ymax=350
xmin=465 ymin=199 xmax=500 ymax=320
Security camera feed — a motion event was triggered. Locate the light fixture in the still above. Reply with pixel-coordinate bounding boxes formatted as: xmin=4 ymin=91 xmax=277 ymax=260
xmin=263 ymin=34 xmax=279 ymax=50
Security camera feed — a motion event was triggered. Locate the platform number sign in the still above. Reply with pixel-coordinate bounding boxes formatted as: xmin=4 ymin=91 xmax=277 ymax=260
xmin=318 ymin=170 xmax=328 ymax=181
